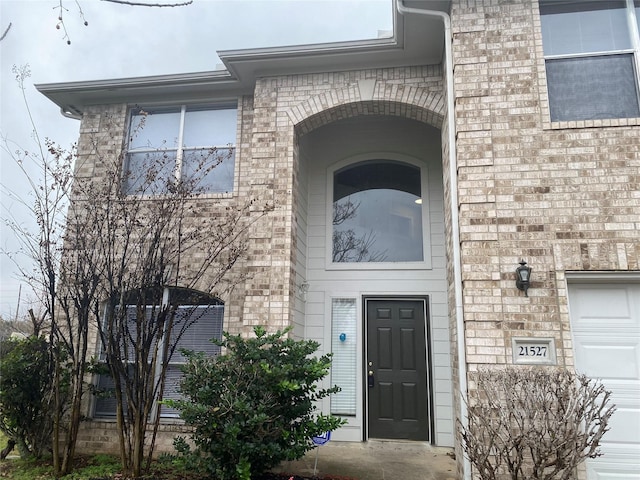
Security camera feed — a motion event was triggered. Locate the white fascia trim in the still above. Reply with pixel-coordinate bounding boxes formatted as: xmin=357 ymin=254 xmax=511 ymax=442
xmin=219 ymin=37 xmax=400 ymax=63
xmin=218 ymin=38 xmax=401 ymax=66
xmin=217 ymin=7 xmax=400 ymax=63
xmin=35 ymin=70 xmax=239 ymax=119
xmin=565 ymin=271 xmax=640 ymax=283
xmin=35 ymin=37 xmax=402 ymax=99
xmin=35 ymin=70 xmax=235 ymax=96
xmin=35 ymin=6 xmax=404 ymax=118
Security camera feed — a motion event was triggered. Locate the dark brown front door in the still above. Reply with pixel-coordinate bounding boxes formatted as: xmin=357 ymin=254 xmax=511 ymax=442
xmin=365 ymin=298 xmax=430 ymax=440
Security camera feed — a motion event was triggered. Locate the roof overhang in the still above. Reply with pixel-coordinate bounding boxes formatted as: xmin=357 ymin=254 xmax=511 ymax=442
xmin=36 ymin=0 xmax=451 ymax=118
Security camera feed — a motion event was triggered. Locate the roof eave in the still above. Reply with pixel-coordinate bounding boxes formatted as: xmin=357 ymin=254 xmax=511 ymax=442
xmin=35 ymin=70 xmax=242 ymax=119
xmin=36 ymin=1 xmax=449 ymax=117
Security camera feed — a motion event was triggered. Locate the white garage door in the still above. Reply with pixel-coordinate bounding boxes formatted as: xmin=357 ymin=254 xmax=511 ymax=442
xmin=568 ymin=281 xmax=640 ymax=480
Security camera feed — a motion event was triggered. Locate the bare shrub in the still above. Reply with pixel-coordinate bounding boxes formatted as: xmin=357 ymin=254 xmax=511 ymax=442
xmin=459 ymin=367 xmax=615 ymax=480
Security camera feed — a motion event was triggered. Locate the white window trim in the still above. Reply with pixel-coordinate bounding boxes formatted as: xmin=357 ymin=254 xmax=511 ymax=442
xmin=325 ymin=152 xmax=432 ymax=271
xmin=123 ymin=102 xmax=239 ymax=197
xmin=628 ymin=0 xmax=640 ymax=78
xmin=540 ymin=0 xmax=640 ymax=123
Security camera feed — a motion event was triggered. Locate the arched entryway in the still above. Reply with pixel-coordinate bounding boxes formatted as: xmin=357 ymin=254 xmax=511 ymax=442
xmin=292 ymin=105 xmax=454 ymax=446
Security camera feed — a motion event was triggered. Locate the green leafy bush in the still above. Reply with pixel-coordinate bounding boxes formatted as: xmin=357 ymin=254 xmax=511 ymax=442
xmin=166 ymin=326 xmax=345 ymax=480
xmin=0 ymin=336 xmax=62 ymax=458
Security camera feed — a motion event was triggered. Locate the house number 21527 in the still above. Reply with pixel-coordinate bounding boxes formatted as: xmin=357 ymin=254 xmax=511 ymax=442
xmin=512 ymin=338 xmax=556 ymax=365
xmin=518 ymin=345 xmax=547 ymax=357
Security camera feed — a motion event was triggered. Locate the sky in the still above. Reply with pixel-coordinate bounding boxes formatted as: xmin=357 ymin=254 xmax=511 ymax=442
xmin=0 ymin=0 xmax=393 ymax=320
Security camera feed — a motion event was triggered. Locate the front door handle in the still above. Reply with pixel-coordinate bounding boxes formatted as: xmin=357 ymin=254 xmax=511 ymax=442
xmin=368 ymin=370 xmax=375 ymax=388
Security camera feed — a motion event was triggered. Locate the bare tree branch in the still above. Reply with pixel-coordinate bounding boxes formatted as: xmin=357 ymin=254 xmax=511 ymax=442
xmin=459 ymin=367 xmax=616 ymax=480
xmin=53 ymin=0 xmax=192 ymax=44
xmin=100 ymin=0 xmax=193 ymax=6
xmin=0 ymin=22 xmax=11 ymax=41
xmin=2 ymin=64 xmax=269 ymax=477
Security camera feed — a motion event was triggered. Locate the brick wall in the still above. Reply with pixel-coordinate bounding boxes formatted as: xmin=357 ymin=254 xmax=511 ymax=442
xmin=70 ymin=65 xmax=452 ymax=453
xmin=451 ymin=0 xmax=640 ymax=371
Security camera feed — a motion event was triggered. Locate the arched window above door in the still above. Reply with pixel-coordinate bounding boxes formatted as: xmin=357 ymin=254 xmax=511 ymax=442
xmin=331 ymin=160 xmax=425 ymax=264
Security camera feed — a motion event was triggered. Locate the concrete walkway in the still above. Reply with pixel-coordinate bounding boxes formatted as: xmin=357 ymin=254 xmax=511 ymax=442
xmin=272 ymin=440 xmax=459 ymax=480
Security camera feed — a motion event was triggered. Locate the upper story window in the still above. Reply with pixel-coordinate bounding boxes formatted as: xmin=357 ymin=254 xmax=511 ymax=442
xmin=123 ymin=105 xmax=237 ymax=195
xmin=332 ymin=160 xmax=424 ymax=264
xmin=540 ymin=0 xmax=640 ymax=121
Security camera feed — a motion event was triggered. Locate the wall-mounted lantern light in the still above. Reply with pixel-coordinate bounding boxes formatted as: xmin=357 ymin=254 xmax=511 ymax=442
xmin=515 ymin=260 xmax=532 ymax=297
xmin=298 ymin=281 xmax=309 ymax=301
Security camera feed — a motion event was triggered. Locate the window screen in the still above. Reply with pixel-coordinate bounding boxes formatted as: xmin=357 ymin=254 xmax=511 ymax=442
xmin=546 ymin=55 xmax=640 ymax=121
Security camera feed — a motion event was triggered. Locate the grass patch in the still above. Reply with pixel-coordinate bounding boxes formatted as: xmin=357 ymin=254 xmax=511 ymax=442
xmin=0 ymin=453 xmax=217 ymax=479
xmin=0 ymin=456 xmax=52 ymax=480
xmin=0 ymin=454 xmax=121 ymax=480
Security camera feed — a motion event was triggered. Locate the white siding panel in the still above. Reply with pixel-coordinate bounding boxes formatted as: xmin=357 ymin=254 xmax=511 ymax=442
xmin=292 ymin=146 xmax=310 ymax=339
